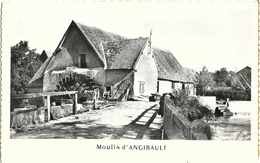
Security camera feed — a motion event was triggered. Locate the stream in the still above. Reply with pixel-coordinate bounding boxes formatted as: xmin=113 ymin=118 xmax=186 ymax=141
xmin=208 ymin=101 xmax=251 ymax=140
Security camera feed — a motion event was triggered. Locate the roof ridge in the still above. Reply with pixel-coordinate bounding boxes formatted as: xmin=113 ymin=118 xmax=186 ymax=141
xmin=73 ymin=20 xmax=149 ymax=41
xmin=73 ymin=20 xmax=128 ymax=40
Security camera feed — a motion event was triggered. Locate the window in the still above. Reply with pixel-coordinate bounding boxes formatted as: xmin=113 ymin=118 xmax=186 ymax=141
xmin=79 ymin=54 xmax=87 ymax=68
xmin=139 ymin=81 xmax=145 ymax=94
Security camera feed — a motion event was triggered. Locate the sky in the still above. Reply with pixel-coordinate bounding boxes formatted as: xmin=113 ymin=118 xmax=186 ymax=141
xmin=4 ymin=2 xmax=258 ymax=72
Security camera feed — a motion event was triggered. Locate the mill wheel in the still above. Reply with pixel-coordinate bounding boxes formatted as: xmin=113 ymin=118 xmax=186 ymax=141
xmin=54 ymin=74 xmax=101 ymax=103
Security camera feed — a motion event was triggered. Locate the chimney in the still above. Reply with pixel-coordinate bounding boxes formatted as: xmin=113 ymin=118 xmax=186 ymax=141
xmin=148 ymin=29 xmax=153 ymax=56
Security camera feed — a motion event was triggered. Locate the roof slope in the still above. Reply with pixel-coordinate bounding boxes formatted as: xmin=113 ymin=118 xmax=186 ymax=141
xmin=153 ymin=48 xmax=189 ymax=83
xmin=28 ymin=48 xmax=73 ymax=86
xmin=28 ymin=56 xmax=52 ymax=86
xmin=234 ymin=66 xmax=251 ymax=90
xmin=74 ymin=21 xmax=148 ymax=69
xmin=40 ymin=50 xmax=52 ymax=62
xmin=28 ymin=21 xmax=148 ymax=86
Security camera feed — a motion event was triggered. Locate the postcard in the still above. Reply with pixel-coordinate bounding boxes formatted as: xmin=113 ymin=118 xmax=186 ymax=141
xmin=1 ymin=2 xmax=259 ymax=163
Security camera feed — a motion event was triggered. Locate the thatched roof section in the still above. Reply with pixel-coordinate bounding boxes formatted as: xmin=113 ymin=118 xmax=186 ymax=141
xmin=153 ymin=48 xmax=189 ymax=83
xmin=74 ymin=21 xmax=148 ymax=69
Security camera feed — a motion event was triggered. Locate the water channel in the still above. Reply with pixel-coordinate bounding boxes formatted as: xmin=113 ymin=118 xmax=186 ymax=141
xmin=208 ymin=101 xmax=251 ymax=141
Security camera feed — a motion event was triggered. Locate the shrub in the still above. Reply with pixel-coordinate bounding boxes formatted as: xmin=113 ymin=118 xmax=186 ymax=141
xmin=174 ymin=90 xmax=214 ymax=121
xmin=200 ymin=89 xmax=250 ymax=101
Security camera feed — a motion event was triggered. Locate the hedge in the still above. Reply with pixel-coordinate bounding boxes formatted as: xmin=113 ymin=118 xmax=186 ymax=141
xmin=198 ymin=89 xmax=251 ymax=101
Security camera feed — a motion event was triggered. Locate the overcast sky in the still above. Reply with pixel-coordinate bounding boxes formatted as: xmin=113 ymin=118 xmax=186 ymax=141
xmin=5 ymin=2 xmax=258 ymax=72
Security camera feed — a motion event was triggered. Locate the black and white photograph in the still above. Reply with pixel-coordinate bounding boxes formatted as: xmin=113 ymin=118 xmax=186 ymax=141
xmin=1 ymin=2 xmax=258 ymax=163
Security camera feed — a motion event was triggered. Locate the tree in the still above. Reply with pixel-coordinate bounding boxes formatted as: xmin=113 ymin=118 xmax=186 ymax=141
xmin=213 ymin=68 xmax=229 ymax=87
xmin=225 ymin=70 xmax=235 ymax=87
xmin=196 ymin=66 xmax=215 ymax=95
xmin=11 ymin=41 xmax=43 ymax=95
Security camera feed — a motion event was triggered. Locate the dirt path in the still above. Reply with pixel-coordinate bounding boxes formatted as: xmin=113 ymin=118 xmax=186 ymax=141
xmin=10 ymin=101 xmax=163 ymax=140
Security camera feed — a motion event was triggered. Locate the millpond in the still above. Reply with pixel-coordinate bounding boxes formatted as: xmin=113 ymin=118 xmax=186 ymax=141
xmin=208 ymin=101 xmax=251 ymax=140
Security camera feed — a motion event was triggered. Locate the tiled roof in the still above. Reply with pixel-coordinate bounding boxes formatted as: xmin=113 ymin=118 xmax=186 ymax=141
xmin=74 ymin=21 xmax=148 ymax=69
xmin=153 ymin=48 xmax=190 ymax=83
xmin=28 ymin=21 xmax=148 ymax=86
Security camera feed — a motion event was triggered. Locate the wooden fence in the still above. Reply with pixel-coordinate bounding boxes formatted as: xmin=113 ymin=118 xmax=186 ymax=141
xmin=162 ymin=95 xmax=210 ymax=140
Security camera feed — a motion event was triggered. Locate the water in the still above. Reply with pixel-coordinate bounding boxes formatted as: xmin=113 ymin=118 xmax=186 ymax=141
xmin=208 ymin=101 xmax=251 ymax=141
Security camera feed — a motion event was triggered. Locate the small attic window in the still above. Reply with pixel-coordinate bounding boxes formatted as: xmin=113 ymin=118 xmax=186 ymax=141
xmin=79 ymin=54 xmax=87 ymax=68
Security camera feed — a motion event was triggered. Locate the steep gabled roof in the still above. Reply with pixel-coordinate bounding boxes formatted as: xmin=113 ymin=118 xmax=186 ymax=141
xmin=153 ymin=48 xmax=190 ymax=83
xmin=40 ymin=50 xmax=52 ymax=62
xmin=28 ymin=21 xmax=148 ymax=86
xmin=27 ymin=56 xmax=52 ymax=86
xmin=73 ymin=21 xmax=148 ymax=69
xmin=43 ymin=50 xmax=52 ymax=57
xmin=28 ymin=48 xmax=73 ymax=86
xmin=234 ymin=66 xmax=251 ymax=90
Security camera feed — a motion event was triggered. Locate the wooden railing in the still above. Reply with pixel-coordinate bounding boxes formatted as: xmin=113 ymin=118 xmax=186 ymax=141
xmin=162 ymin=95 xmax=211 ymax=140
xmin=163 ymin=96 xmax=192 ymax=139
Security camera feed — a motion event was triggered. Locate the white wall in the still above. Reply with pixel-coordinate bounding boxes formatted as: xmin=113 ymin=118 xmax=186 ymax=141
xmin=158 ymin=80 xmax=172 ymax=95
xmin=133 ymin=43 xmax=158 ymax=96
xmin=198 ymin=96 xmax=216 ymax=111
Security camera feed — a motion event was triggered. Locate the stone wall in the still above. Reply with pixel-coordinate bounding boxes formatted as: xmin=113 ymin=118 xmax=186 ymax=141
xmin=11 ymin=103 xmax=90 ymax=128
xmin=162 ymin=95 xmax=211 ymax=140
xmin=11 ymin=107 xmax=45 ymax=128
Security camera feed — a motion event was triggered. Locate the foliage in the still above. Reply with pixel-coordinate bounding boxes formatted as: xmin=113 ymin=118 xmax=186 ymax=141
xmin=201 ymin=89 xmax=251 ymax=101
xmin=197 ymin=67 xmax=235 ymax=95
xmin=196 ymin=66 xmax=215 ymax=95
xmin=213 ymin=68 xmax=229 ymax=87
xmin=174 ymin=90 xmax=214 ymax=121
xmin=11 ymin=41 xmax=43 ymax=95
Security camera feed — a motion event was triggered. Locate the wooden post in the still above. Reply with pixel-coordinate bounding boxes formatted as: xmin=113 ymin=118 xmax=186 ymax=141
xmin=93 ymin=90 xmax=96 ymax=110
xmin=74 ymin=93 xmax=78 ymax=114
xmin=46 ymin=95 xmax=51 ymax=122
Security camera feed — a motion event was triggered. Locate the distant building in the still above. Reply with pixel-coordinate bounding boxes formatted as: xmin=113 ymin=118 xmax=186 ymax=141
xmin=231 ymin=66 xmax=251 ymax=90
xmin=39 ymin=50 xmax=52 ymax=62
